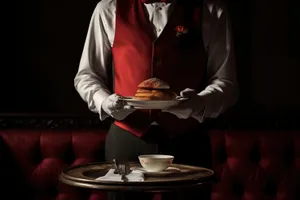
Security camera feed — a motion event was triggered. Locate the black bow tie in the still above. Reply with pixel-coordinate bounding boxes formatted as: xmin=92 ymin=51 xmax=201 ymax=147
xmin=141 ymin=0 xmax=172 ymax=3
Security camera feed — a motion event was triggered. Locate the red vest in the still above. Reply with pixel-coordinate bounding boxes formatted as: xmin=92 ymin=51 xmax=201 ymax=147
xmin=112 ymin=0 xmax=208 ymax=137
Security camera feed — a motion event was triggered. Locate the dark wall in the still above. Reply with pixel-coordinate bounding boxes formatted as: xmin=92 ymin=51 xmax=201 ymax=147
xmin=229 ymin=0 xmax=299 ymax=117
xmin=2 ymin=0 xmax=298 ymax=117
xmin=4 ymin=0 xmax=100 ymax=115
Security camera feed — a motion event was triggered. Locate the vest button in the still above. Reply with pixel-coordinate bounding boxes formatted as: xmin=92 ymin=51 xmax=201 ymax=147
xmin=154 ymin=57 xmax=161 ymax=66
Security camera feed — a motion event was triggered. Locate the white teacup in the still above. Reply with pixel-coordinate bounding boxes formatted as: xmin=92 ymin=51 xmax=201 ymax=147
xmin=138 ymin=154 xmax=174 ymax=172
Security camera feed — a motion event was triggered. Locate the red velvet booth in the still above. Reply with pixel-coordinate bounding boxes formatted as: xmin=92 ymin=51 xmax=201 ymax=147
xmin=1 ymin=116 xmax=299 ymax=200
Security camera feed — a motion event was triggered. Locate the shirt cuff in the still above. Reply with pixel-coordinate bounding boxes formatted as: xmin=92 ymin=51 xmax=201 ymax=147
xmin=192 ymin=110 xmax=206 ymax=123
xmin=189 ymin=91 xmax=206 ymax=123
xmin=93 ymin=89 xmax=111 ymax=121
xmin=197 ymin=89 xmax=222 ymax=119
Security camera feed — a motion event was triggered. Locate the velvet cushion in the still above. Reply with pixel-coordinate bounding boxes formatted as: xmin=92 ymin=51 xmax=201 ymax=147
xmin=1 ymin=129 xmax=299 ymax=200
xmin=210 ymin=130 xmax=300 ymax=200
xmin=0 ymin=130 xmax=107 ymax=200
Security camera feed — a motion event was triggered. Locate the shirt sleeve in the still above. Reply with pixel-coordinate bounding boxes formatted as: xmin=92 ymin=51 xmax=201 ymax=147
xmin=193 ymin=1 xmax=239 ymax=122
xmin=74 ymin=2 xmax=112 ymax=121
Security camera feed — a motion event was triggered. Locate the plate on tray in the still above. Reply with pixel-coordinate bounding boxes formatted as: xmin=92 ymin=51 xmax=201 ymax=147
xmin=120 ymin=96 xmax=188 ymax=109
xmin=130 ymin=166 xmax=181 ymax=177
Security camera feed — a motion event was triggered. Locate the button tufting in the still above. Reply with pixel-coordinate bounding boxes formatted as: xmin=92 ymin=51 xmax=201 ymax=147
xmin=32 ymin=144 xmax=43 ymax=164
xmin=217 ymin=146 xmax=227 ymax=164
xmin=2 ymin=128 xmax=299 ymax=200
xmin=232 ymin=182 xmax=244 ymax=196
xmin=249 ymin=144 xmax=261 ymax=164
xmin=284 ymin=146 xmax=295 ymax=167
xmin=264 ymin=181 xmax=278 ymax=196
xmin=65 ymin=152 xmax=76 ymax=165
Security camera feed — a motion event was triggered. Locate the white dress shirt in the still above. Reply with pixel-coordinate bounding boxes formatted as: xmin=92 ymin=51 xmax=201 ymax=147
xmin=74 ymin=0 xmax=238 ymax=122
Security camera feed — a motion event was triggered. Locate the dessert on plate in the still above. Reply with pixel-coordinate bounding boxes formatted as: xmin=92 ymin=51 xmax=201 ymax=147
xmin=133 ymin=78 xmax=177 ymax=100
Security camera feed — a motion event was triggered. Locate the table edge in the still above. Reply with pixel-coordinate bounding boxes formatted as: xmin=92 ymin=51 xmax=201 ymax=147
xmin=59 ymin=174 xmax=215 ymax=192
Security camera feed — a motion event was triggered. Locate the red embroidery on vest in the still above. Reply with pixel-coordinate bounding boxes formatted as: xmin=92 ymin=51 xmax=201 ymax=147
xmin=175 ymin=25 xmax=188 ymax=37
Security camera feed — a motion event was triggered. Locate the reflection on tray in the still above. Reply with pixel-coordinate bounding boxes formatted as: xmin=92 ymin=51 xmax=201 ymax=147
xmin=82 ymin=167 xmax=211 ymax=180
xmin=83 ymin=169 xmax=107 ymax=179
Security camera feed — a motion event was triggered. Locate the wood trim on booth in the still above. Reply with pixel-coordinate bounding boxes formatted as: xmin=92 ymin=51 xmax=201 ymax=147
xmin=0 ymin=113 xmax=299 ymax=130
xmin=0 ymin=113 xmax=111 ymax=130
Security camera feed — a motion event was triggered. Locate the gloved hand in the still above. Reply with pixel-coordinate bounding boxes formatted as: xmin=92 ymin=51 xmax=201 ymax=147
xmin=162 ymin=88 xmax=205 ymax=119
xmin=101 ymin=94 xmax=136 ymax=121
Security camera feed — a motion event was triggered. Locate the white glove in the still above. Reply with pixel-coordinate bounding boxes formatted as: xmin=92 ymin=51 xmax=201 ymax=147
xmin=162 ymin=88 xmax=205 ymax=120
xmin=101 ymin=94 xmax=136 ymax=121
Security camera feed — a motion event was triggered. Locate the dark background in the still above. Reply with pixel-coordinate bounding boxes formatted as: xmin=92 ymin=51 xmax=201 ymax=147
xmin=2 ymin=0 xmax=298 ymax=118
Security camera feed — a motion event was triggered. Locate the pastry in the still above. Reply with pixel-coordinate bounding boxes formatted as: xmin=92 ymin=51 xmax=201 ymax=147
xmin=133 ymin=78 xmax=176 ymax=100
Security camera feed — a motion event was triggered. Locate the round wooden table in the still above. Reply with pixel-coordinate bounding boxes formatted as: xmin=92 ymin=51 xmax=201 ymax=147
xmin=59 ymin=162 xmax=215 ymax=193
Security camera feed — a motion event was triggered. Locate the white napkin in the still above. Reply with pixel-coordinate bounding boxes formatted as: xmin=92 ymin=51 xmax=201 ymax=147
xmin=95 ymin=169 xmax=145 ymax=182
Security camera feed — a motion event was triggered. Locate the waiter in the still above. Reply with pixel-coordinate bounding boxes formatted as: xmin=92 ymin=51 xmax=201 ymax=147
xmin=75 ymin=0 xmax=238 ymax=199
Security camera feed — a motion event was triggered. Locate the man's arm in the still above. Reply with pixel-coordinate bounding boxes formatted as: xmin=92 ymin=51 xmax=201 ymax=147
xmin=193 ymin=2 xmax=239 ymax=122
xmin=74 ymin=2 xmax=112 ymax=120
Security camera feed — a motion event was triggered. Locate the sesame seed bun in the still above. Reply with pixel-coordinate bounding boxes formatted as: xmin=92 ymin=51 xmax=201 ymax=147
xmin=133 ymin=79 xmax=177 ymax=100
xmin=137 ymin=78 xmax=170 ymax=90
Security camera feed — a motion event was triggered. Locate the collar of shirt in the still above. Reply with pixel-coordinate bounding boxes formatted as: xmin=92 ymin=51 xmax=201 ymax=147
xmin=141 ymin=0 xmax=173 ymax=4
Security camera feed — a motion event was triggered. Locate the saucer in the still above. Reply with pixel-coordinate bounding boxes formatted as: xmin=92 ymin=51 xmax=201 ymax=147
xmin=130 ymin=166 xmax=181 ymax=177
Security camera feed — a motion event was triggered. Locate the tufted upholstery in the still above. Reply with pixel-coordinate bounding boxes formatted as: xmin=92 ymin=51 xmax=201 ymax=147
xmin=210 ymin=130 xmax=300 ymax=200
xmin=1 ymin=128 xmax=300 ymax=200
xmin=0 ymin=129 xmax=108 ymax=200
